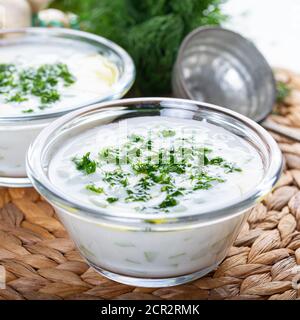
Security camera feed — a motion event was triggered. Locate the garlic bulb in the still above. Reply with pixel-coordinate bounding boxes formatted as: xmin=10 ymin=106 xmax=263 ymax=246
xmin=0 ymin=0 xmax=31 ymax=29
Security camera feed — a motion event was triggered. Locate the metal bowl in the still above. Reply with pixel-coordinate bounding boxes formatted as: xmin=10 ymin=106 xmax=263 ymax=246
xmin=172 ymin=27 xmax=276 ymax=122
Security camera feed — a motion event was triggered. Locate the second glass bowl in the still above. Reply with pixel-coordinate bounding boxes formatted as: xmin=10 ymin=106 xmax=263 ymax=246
xmin=0 ymin=27 xmax=135 ymax=187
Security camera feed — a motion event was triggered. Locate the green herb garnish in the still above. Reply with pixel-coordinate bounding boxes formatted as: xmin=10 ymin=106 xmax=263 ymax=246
xmin=125 ymin=177 xmax=153 ymax=202
xmin=99 ymin=147 xmax=124 ymax=165
xmin=158 ymin=186 xmax=185 ymax=209
xmin=205 ymin=155 xmax=242 ymax=173
xmin=128 ymin=134 xmax=144 ymax=143
xmin=106 ymin=197 xmax=118 ymax=203
xmin=73 ymin=126 xmax=244 ymax=213
xmin=159 ymin=195 xmax=178 ymax=209
xmin=22 ymin=108 xmax=34 ymax=113
xmin=161 ymin=129 xmax=176 ymax=137
xmin=73 ymin=152 xmax=97 ymax=175
xmin=86 ymin=184 xmax=104 ymax=194
xmin=39 ymin=90 xmax=60 ymax=104
xmin=7 ymin=92 xmax=28 ymax=103
xmin=0 ymin=62 xmax=76 ymax=111
xmin=104 ymin=170 xmax=129 ymax=187
xmin=191 ymin=172 xmax=225 ymax=191
xmin=222 ymin=163 xmax=242 ymax=173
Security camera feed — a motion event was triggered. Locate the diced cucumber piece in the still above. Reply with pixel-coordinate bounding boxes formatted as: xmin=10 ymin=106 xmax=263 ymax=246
xmin=144 ymin=251 xmax=158 ymax=262
xmin=114 ymin=242 xmax=135 ymax=248
xmin=125 ymin=258 xmax=141 ymax=265
xmin=168 ymin=253 xmax=186 ymax=259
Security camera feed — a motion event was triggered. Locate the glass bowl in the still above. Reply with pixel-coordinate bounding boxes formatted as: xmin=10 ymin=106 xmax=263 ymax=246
xmin=0 ymin=27 xmax=135 ymax=187
xmin=26 ymin=98 xmax=282 ymax=287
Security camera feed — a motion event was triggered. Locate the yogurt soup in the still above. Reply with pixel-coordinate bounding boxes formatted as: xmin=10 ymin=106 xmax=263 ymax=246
xmin=50 ymin=117 xmax=263 ymax=214
xmin=0 ymin=43 xmax=118 ymax=116
xmin=48 ymin=116 xmax=264 ymax=280
xmin=0 ymin=29 xmax=134 ymax=186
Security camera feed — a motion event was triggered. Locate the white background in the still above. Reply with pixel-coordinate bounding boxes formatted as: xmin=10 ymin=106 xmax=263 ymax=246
xmin=222 ymin=0 xmax=300 ymax=72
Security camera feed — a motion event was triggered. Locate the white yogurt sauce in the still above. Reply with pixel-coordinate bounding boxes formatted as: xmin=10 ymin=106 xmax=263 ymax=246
xmin=0 ymin=40 xmax=119 ymax=180
xmin=0 ymin=42 xmax=118 ymax=116
xmin=49 ymin=116 xmax=263 ymax=215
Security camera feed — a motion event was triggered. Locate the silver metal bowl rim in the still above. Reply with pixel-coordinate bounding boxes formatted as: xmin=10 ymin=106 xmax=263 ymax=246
xmin=26 ymin=97 xmax=283 ymax=226
xmin=0 ymin=27 xmax=135 ymax=124
xmin=173 ymin=26 xmax=276 ymax=123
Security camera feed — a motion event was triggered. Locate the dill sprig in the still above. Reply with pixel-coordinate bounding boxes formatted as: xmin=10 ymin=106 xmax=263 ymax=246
xmin=72 ymin=152 xmax=97 ymax=175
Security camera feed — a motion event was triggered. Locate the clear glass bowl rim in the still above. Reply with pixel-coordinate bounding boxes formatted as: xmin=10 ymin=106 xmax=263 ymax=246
xmin=26 ymin=97 xmax=283 ymax=226
xmin=0 ymin=27 xmax=135 ymax=124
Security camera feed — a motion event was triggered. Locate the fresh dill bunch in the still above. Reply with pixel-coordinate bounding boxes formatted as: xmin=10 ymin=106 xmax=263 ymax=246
xmin=52 ymin=0 xmax=226 ymax=95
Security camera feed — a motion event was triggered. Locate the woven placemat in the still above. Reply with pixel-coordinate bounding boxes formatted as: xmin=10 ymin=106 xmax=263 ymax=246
xmin=1 ymin=69 xmax=300 ymax=300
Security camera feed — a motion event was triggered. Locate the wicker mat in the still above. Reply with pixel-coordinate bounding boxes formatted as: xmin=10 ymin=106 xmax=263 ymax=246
xmin=1 ymin=69 xmax=300 ymax=300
